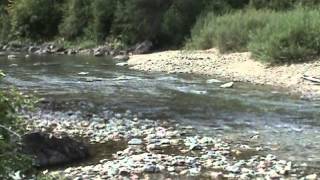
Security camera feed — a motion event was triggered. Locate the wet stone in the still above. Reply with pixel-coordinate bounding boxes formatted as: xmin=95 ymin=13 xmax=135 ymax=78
xmin=128 ymin=138 xmax=143 ymax=145
xmin=25 ymin=110 xmax=314 ymax=179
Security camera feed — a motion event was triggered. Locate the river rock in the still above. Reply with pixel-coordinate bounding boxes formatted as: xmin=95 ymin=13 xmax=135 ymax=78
xmin=128 ymin=138 xmax=143 ymax=145
xmin=113 ymin=55 xmax=129 ymax=61
xmin=35 ymin=49 xmax=49 ymax=55
xmin=207 ymin=79 xmax=222 ymax=83
xmin=78 ymin=49 xmax=92 ymax=55
xmin=210 ymin=172 xmax=224 ymax=180
xmin=22 ymin=132 xmax=89 ymax=167
xmin=93 ymin=46 xmax=108 ymax=57
xmin=67 ymin=49 xmax=77 ymax=55
xmin=220 ymin=82 xmax=234 ymax=88
xmin=28 ymin=46 xmax=40 ymax=53
xmin=116 ymin=62 xmax=128 ymax=67
xmin=306 ymin=174 xmax=318 ymax=180
xmin=51 ymin=46 xmax=66 ymax=54
xmin=78 ymin=72 xmax=89 ymax=76
xmin=8 ymin=54 xmax=18 ymax=59
xmin=143 ymin=164 xmax=161 ymax=173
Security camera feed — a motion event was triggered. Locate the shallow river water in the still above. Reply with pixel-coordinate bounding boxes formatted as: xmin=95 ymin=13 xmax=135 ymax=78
xmin=1 ymin=54 xmax=320 ymax=172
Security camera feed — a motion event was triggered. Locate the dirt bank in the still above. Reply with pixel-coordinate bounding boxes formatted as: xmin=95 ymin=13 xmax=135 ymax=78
xmin=128 ymin=49 xmax=320 ymax=99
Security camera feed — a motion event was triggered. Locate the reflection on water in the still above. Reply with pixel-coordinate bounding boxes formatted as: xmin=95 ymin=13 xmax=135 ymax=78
xmin=1 ymin=54 xmax=320 ymax=168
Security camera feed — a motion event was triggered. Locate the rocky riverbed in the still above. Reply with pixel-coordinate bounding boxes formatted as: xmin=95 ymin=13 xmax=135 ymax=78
xmin=25 ymin=107 xmax=318 ymax=179
xmin=0 ymin=40 xmax=152 ymax=59
xmin=2 ymin=44 xmax=320 ymax=179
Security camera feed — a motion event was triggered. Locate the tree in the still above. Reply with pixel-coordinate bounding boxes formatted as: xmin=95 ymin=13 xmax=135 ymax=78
xmin=10 ymin=0 xmax=64 ymax=40
xmin=111 ymin=0 xmax=171 ymax=45
xmin=59 ymin=0 xmax=93 ymax=40
xmin=92 ymin=0 xmax=116 ymax=43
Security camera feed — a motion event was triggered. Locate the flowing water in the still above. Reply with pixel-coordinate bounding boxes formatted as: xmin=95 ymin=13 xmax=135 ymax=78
xmin=1 ymin=54 xmax=320 ymax=171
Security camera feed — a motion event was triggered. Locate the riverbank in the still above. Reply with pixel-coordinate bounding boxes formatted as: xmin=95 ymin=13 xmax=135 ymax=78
xmin=27 ymin=107 xmax=317 ymax=179
xmin=128 ymin=49 xmax=320 ymax=99
xmin=2 ymin=50 xmax=320 ymax=179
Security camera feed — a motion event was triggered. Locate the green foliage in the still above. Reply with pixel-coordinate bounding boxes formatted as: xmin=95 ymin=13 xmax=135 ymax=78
xmin=249 ymin=0 xmax=296 ymax=10
xmin=2 ymin=0 xmax=320 ymax=64
xmin=111 ymin=0 xmax=170 ymax=45
xmin=160 ymin=0 xmax=204 ymax=47
xmin=0 ymin=72 xmax=36 ymax=179
xmin=188 ymin=6 xmax=320 ymax=64
xmin=9 ymin=0 xmax=64 ymax=40
xmin=0 ymin=3 xmax=10 ymax=42
xmin=59 ymin=0 xmax=93 ymax=41
xmin=249 ymin=8 xmax=320 ymax=64
xmin=92 ymin=0 xmax=116 ymax=42
xmin=249 ymin=0 xmax=320 ymax=10
xmin=186 ymin=9 xmax=272 ymax=52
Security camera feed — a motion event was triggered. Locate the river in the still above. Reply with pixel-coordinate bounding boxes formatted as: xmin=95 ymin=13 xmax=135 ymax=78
xmin=1 ymin=54 xmax=320 ymax=175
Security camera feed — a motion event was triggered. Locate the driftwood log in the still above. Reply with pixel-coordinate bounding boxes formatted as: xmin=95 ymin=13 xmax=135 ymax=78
xmin=302 ymin=75 xmax=320 ymax=84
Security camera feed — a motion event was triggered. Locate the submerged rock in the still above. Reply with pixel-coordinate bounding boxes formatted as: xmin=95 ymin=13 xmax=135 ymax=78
xmin=206 ymin=79 xmax=222 ymax=83
xmin=8 ymin=54 xmax=19 ymax=59
xmin=113 ymin=55 xmax=129 ymax=61
xmin=22 ymin=132 xmax=89 ymax=167
xmin=220 ymin=82 xmax=234 ymax=88
xmin=116 ymin=62 xmax=129 ymax=67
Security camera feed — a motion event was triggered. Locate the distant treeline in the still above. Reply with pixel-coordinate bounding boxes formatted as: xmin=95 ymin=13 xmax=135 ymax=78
xmin=1 ymin=0 xmax=320 ymax=63
xmin=0 ymin=0 xmax=318 ymax=47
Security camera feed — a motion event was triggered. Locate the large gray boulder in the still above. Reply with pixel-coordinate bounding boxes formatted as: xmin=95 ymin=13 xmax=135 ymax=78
xmin=22 ymin=132 xmax=89 ymax=167
xmin=93 ymin=46 xmax=109 ymax=57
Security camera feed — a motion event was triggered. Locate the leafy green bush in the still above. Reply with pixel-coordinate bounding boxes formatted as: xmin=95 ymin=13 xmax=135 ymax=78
xmin=0 ymin=71 xmax=35 ymax=179
xmin=9 ymin=0 xmax=63 ymax=40
xmin=249 ymin=8 xmax=320 ymax=64
xmin=186 ymin=9 xmax=272 ymax=52
xmin=249 ymin=0 xmax=320 ymax=10
xmin=0 ymin=5 xmax=11 ymax=42
xmin=111 ymin=0 xmax=169 ymax=45
xmin=59 ymin=0 xmax=93 ymax=41
xmin=249 ymin=0 xmax=295 ymax=10
xmin=92 ymin=0 xmax=116 ymax=43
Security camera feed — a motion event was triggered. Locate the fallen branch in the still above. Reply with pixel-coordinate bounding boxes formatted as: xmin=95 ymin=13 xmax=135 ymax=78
xmin=302 ymin=75 xmax=320 ymax=84
xmin=0 ymin=124 xmax=21 ymax=139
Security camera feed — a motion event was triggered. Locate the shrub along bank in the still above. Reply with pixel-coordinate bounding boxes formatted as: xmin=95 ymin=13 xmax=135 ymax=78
xmin=0 ymin=71 xmax=35 ymax=179
xmin=1 ymin=0 xmax=320 ymax=63
xmin=187 ymin=7 xmax=320 ymax=64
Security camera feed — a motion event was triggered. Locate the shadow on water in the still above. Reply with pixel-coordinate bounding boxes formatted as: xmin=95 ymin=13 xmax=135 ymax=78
xmin=1 ymin=54 xmax=320 ymax=170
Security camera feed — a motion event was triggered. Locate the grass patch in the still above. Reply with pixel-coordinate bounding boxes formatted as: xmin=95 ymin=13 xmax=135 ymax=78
xmin=186 ymin=9 xmax=272 ymax=52
xmin=187 ymin=7 xmax=320 ymax=64
xmin=249 ymin=8 xmax=320 ymax=64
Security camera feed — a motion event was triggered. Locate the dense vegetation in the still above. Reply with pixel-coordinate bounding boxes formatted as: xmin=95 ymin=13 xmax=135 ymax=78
xmin=187 ymin=7 xmax=320 ymax=64
xmin=1 ymin=0 xmax=320 ymax=63
xmin=0 ymin=0 xmax=256 ymax=47
xmin=0 ymin=71 xmax=34 ymax=179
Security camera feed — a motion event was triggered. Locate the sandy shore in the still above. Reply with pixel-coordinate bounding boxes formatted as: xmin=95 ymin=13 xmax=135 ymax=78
xmin=128 ymin=49 xmax=320 ymax=98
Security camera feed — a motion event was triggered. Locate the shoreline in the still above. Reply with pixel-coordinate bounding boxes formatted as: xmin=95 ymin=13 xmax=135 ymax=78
xmin=28 ymin=107 xmax=316 ymax=179
xmin=128 ymin=49 xmax=320 ymax=99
